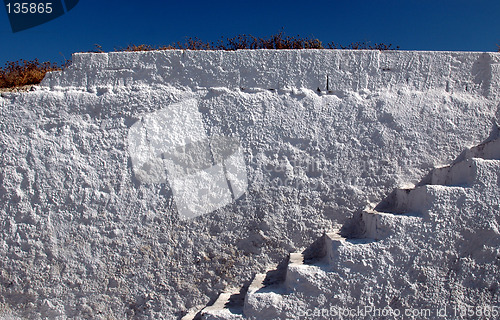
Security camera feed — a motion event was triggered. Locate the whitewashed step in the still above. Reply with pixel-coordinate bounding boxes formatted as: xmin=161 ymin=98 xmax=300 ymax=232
xmin=286 ymin=232 xmax=374 ymax=294
xmin=202 ymin=312 xmax=244 ymax=320
xmin=242 ymin=273 xmax=267 ymax=316
xmin=375 ymin=181 xmax=477 ymax=221
xmin=200 ymin=288 xmax=244 ymax=320
xmin=322 ymin=231 xmax=372 ymax=265
xmin=202 ymin=305 xmax=244 ymax=320
xmin=246 ymin=273 xmax=267 ymax=298
xmin=181 ymin=307 xmax=204 ymax=320
xmin=425 ymin=157 xmax=500 ymax=187
xmin=244 ymin=250 xmax=314 ymax=318
xmin=284 ymin=252 xmax=305 ymax=291
xmin=179 ymin=286 xmax=245 ymax=320
xmin=323 ymin=231 xmax=350 ymax=266
xmin=375 ymin=185 xmax=431 ymax=214
xmin=284 ymin=261 xmax=327 ymax=296
xmin=463 ymin=137 xmax=500 ymax=160
xmin=361 ymin=208 xmax=421 ymax=240
xmin=428 ymin=159 xmax=474 ymax=186
xmin=243 ymin=272 xmax=285 ymax=320
xmin=466 ymin=158 xmax=500 ymax=188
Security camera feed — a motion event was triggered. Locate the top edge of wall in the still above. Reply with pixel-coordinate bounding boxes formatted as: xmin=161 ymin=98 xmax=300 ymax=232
xmin=39 ymin=49 xmax=500 ymax=98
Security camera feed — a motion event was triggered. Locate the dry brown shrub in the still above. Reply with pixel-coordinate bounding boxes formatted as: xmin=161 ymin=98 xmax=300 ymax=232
xmin=0 ymin=59 xmax=67 ymax=88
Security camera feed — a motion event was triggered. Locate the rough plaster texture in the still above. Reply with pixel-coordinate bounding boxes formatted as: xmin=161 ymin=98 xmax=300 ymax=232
xmin=235 ymin=142 xmax=500 ymax=320
xmin=0 ymin=50 xmax=499 ymax=319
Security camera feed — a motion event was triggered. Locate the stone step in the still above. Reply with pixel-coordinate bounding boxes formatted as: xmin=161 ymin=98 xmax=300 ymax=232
xmin=242 ymin=273 xmax=279 ymax=319
xmin=246 ymin=273 xmax=267 ymax=298
xmin=420 ymin=157 xmax=500 ymax=188
xmin=181 ymin=287 xmax=244 ymax=320
xmin=199 ymin=288 xmax=244 ymax=320
xmin=285 ymin=232 xmax=373 ymax=294
xmin=377 ymin=183 xmax=474 ymax=215
xmin=465 ymin=158 xmax=500 ymax=188
xmin=464 ymin=137 xmax=500 ymax=161
xmin=426 ymin=158 xmax=474 ymax=186
xmin=323 ymin=231 xmax=346 ymax=259
xmin=284 ymin=260 xmax=326 ymax=296
xmin=181 ymin=307 xmax=204 ymax=320
xmin=288 ymin=252 xmax=305 ymax=266
xmin=361 ymin=208 xmax=421 ymax=240
xmin=322 ymin=230 xmax=373 ymax=265
xmin=202 ymin=312 xmax=243 ymax=320
xmin=374 ymin=185 xmax=431 ymax=214
xmin=284 ymin=252 xmax=305 ymax=290
xmin=200 ymin=138 xmax=500 ymax=320
xmin=243 ymin=250 xmax=311 ymax=317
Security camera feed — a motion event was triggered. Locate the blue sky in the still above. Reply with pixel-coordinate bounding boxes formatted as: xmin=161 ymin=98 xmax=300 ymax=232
xmin=1 ymin=0 xmax=500 ymax=65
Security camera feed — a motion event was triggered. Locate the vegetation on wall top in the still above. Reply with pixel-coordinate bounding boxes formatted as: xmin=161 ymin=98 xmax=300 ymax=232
xmin=2 ymin=32 xmax=399 ymax=89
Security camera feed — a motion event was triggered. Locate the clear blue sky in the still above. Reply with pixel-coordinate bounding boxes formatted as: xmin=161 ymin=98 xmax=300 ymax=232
xmin=1 ymin=0 xmax=500 ymax=65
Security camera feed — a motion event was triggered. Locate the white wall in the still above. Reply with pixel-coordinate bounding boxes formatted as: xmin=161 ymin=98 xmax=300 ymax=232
xmin=0 ymin=50 xmax=498 ymax=319
xmin=42 ymin=50 xmax=500 ymax=99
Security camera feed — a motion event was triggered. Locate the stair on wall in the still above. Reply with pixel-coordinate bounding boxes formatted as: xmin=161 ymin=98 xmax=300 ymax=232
xmin=184 ymin=136 xmax=500 ymax=320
